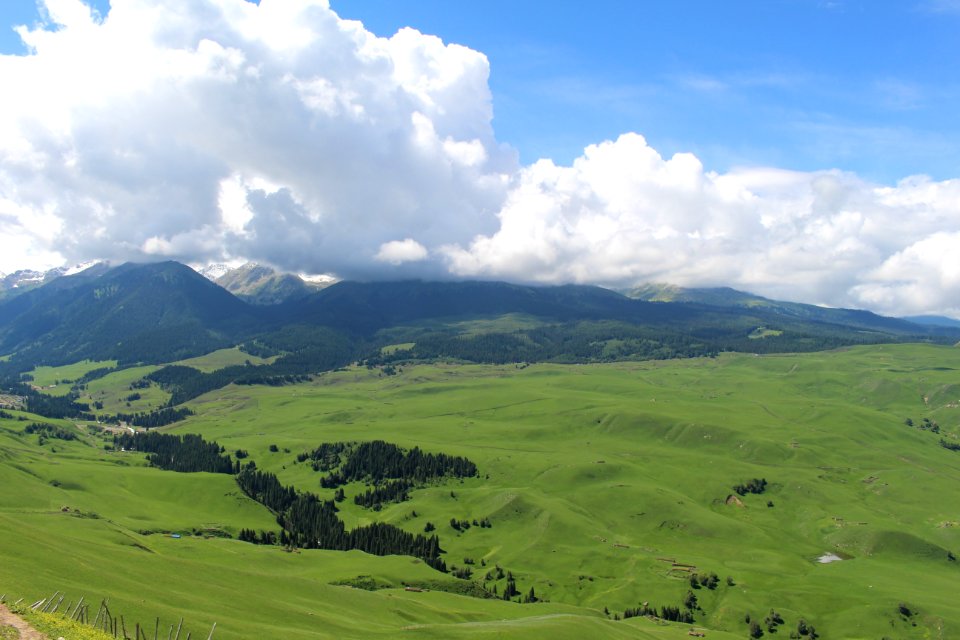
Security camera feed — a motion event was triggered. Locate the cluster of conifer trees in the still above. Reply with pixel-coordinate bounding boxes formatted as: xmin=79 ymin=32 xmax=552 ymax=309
xmin=621 ymin=603 xmax=694 ymax=623
xmin=0 ymin=381 xmax=94 ymax=420
xmin=354 ymin=479 xmax=412 ymax=508
xmin=113 ymin=431 xmax=235 ymax=474
xmin=235 ymin=466 xmax=446 ymax=570
xmin=24 ymin=422 xmax=77 ymax=441
xmin=301 ymin=441 xmax=350 ymax=472
xmin=320 ymin=440 xmax=478 ymax=486
xmin=111 ymin=407 xmax=193 ymax=428
xmin=237 ymin=528 xmax=280 ymax=545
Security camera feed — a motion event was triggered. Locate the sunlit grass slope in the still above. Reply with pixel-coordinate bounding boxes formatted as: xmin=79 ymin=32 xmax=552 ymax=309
xmin=3 ymin=343 xmax=960 ymax=638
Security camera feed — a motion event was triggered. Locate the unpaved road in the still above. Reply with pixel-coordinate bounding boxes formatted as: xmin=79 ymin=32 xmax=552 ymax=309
xmin=0 ymin=603 xmax=46 ymax=640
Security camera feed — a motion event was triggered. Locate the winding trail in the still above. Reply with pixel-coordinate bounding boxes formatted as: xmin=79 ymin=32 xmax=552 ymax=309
xmin=0 ymin=603 xmax=47 ymax=640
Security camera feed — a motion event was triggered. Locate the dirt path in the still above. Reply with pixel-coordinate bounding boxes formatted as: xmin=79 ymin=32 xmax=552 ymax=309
xmin=0 ymin=603 xmax=47 ymax=640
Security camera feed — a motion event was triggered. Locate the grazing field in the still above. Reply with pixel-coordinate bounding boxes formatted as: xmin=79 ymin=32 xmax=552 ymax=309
xmin=3 ymin=343 xmax=960 ymax=638
xmin=174 ymin=347 xmax=276 ymax=372
xmin=78 ymin=365 xmax=167 ymax=414
xmin=28 ymin=360 xmax=117 ymax=396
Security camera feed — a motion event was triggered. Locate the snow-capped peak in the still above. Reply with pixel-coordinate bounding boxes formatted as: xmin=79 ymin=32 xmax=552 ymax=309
xmin=63 ymin=260 xmax=101 ymax=276
xmin=194 ymin=263 xmax=234 ymax=281
xmin=298 ymin=272 xmax=337 ymax=285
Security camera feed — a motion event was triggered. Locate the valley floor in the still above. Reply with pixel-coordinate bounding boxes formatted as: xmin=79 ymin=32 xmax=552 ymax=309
xmin=3 ymin=344 xmax=960 ymax=638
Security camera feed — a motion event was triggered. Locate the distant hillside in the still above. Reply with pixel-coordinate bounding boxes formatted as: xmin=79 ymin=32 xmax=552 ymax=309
xmin=622 ymin=283 xmax=944 ymax=337
xmin=2 ymin=264 xmax=958 ymax=378
xmin=214 ymin=263 xmax=325 ymax=305
xmin=902 ymin=314 xmax=960 ymax=329
xmin=284 ymin=280 xmax=665 ymax=334
xmin=0 ymin=261 xmax=261 ymax=368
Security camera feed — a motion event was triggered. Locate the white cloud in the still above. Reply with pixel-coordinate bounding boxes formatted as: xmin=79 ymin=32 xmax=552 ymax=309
xmin=0 ymin=0 xmax=512 ymax=276
xmin=375 ymin=238 xmax=428 ymax=265
xmin=1 ymin=1 xmax=960 ymax=318
xmin=442 ymin=134 xmax=960 ymax=317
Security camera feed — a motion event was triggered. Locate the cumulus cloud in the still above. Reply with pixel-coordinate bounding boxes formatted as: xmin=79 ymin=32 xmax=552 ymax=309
xmin=1 ymin=0 xmax=960 ymax=317
xmin=0 ymin=0 xmax=513 ymax=277
xmin=440 ymin=134 xmax=960 ymax=317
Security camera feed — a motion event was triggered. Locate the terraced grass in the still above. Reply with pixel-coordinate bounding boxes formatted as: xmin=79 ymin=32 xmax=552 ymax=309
xmin=2 ymin=344 xmax=960 ymax=638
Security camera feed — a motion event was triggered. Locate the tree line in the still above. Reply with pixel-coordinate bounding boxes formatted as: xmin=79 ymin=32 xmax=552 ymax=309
xmin=0 ymin=381 xmax=94 ymax=420
xmin=113 ymin=431 xmax=235 ymax=474
xmin=110 ymin=406 xmax=193 ymax=428
xmin=24 ymin=422 xmax=77 ymax=441
xmin=317 ymin=440 xmax=478 ymax=487
xmin=236 ymin=466 xmax=446 ymax=570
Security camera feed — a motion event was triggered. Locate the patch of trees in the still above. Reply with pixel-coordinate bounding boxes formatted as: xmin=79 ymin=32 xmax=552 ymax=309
xmin=238 ymin=341 xmax=278 ymax=358
xmin=300 ymin=441 xmax=350 ymax=472
xmin=237 ymin=528 xmax=279 ymax=545
xmin=233 ymin=373 xmax=311 ymax=386
xmin=905 ymin=417 xmax=940 ymax=433
xmin=145 ymin=365 xmax=249 ymax=406
xmin=354 ymin=479 xmax=412 ymax=509
xmin=620 ymin=602 xmax=694 ymax=624
xmin=734 ymin=478 xmax=768 ymax=496
xmin=764 ymin=609 xmax=784 ymax=633
xmin=0 ymin=382 xmax=94 ymax=420
xmin=688 ymin=571 xmax=720 ymax=590
xmin=744 ymin=611 xmax=818 ymax=639
xmin=793 ymin=618 xmax=819 ymax=639
xmin=142 ymin=329 xmax=355 ymax=406
xmin=24 ymin=422 xmax=77 ymax=441
xmin=25 ymin=391 xmax=93 ymax=420
xmin=481 ymin=567 xmax=538 ymax=603
xmin=939 ymin=439 xmax=960 ymax=452
xmin=113 ymin=431 xmax=234 ymax=474
xmin=327 ymin=440 xmax=478 ymax=486
xmin=75 ymin=366 xmax=118 ymax=385
xmin=308 ymin=440 xmax=478 ymax=509
xmin=235 ymin=466 xmax=446 ymax=570
xmin=111 ymin=407 xmax=193 ymax=428
xmin=450 ymin=517 xmax=492 ymax=531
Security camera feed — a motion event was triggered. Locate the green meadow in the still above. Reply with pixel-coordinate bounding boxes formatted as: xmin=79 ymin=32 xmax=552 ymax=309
xmin=3 ymin=343 xmax=960 ymax=638
xmin=174 ymin=346 xmax=276 ymax=372
xmin=28 ymin=360 xmax=117 ymax=396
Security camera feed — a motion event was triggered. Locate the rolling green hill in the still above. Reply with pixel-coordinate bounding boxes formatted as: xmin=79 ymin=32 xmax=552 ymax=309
xmin=2 ymin=344 xmax=960 ymax=638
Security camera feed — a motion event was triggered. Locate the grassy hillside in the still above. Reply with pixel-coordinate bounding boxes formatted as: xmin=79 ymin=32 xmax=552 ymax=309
xmin=3 ymin=344 xmax=960 ymax=638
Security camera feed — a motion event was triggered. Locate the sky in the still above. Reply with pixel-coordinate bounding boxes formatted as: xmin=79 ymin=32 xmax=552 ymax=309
xmin=0 ymin=0 xmax=959 ymax=318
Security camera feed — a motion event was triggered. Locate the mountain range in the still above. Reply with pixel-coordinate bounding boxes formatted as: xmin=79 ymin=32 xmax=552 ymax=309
xmin=0 ymin=260 xmax=957 ymax=378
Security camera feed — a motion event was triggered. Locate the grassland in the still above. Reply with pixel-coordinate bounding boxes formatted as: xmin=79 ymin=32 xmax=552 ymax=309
xmin=3 ymin=343 xmax=960 ymax=638
xmin=79 ymin=365 xmax=167 ymax=414
xmin=28 ymin=360 xmax=117 ymax=396
xmin=174 ymin=347 xmax=276 ymax=372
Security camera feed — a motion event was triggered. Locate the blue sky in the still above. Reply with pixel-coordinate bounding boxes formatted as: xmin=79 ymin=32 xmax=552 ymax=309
xmin=1 ymin=0 xmax=959 ymax=316
xmin=337 ymin=0 xmax=960 ymax=184
xmin=2 ymin=0 xmax=958 ymax=183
